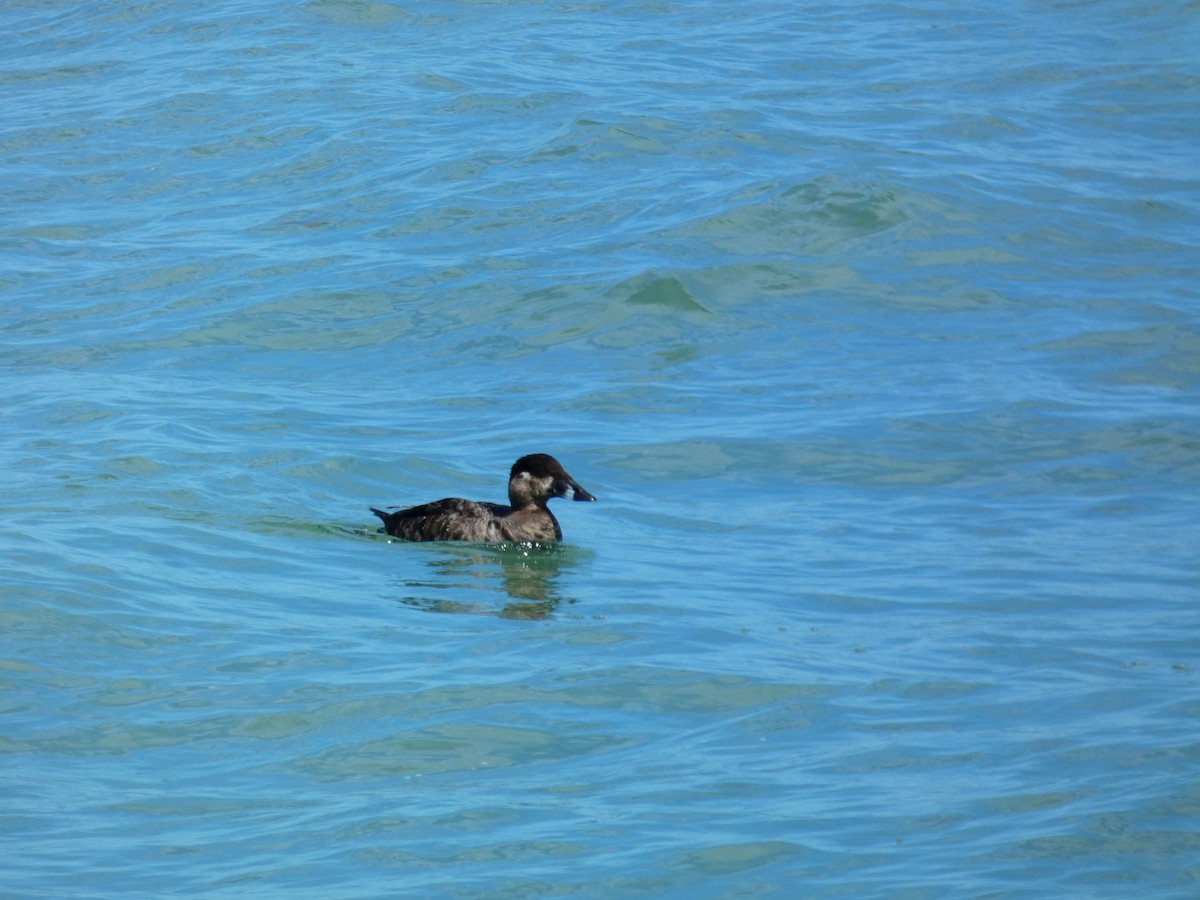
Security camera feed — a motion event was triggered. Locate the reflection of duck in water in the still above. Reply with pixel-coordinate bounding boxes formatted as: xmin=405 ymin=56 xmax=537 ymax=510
xmin=402 ymin=542 xmax=589 ymax=620
xmin=371 ymin=454 xmax=596 ymax=542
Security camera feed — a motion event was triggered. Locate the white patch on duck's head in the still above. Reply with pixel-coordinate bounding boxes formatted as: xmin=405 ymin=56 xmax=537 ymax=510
xmin=508 ymin=468 xmax=557 ymax=507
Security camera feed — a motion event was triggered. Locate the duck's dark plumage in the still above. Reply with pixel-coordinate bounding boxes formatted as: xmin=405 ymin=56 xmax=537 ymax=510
xmin=371 ymin=453 xmax=596 ymax=543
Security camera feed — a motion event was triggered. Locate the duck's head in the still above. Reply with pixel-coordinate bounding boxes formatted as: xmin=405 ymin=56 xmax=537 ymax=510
xmin=508 ymin=454 xmax=597 ymax=507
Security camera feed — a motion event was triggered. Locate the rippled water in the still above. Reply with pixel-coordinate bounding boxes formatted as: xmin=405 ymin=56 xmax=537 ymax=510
xmin=4 ymin=0 xmax=1199 ymax=896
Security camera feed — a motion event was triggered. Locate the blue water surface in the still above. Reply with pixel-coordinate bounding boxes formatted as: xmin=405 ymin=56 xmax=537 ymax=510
xmin=3 ymin=0 xmax=1199 ymax=897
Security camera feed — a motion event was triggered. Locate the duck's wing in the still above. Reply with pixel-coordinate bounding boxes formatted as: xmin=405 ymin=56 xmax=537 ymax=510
xmin=371 ymin=498 xmax=512 ymax=542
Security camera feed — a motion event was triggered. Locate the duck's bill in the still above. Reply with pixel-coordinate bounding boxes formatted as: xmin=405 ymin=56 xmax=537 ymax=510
xmin=568 ymin=480 xmax=597 ymax=502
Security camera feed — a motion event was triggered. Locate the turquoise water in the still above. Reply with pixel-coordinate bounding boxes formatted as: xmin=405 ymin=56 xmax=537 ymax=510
xmin=4 ymin=0 xmax=1199 ymax=896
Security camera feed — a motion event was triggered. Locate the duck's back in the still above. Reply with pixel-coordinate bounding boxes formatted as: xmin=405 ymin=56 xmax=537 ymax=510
xmin=371 ymin=498 xmax=561 ymax=543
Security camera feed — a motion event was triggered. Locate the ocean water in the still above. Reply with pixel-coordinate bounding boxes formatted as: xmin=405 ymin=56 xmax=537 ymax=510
xmin=3 ymin=0 xmax=1199 ymax=896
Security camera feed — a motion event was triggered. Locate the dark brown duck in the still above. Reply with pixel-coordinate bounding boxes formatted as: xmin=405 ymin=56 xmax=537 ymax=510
xmin=371 ymin=453 xmax=596 ymax=542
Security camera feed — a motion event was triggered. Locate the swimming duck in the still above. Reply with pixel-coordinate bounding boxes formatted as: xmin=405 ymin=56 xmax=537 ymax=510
xmin=371 ymin=453 xmax=596 ymax=542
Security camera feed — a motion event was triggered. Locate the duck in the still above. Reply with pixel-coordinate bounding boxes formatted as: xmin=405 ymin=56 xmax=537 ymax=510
xmin=371 ymin=453 xmax=596 ymax=542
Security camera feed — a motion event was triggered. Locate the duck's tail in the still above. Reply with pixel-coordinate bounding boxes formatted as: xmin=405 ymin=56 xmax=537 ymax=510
xmin=369 ymin=507 xmax=390 ymax=524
